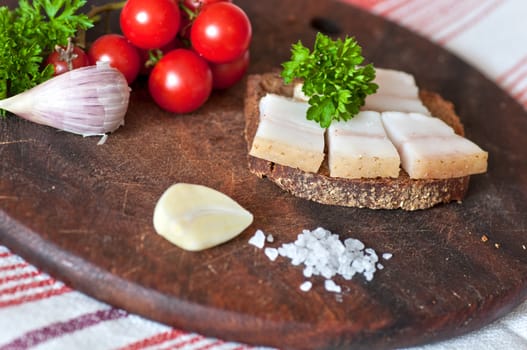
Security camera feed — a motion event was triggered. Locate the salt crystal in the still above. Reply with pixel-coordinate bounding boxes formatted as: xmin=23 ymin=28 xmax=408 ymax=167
xmin=344 ymin=238 xmax=365 ymax=251
xmin=352 ymin=259 xmax=365 ymax=272
xmin=300 ymin=281 xmax=312 ymax=292
xmin=364 ymin=271 xmax=374 ymax=281
xmin=264 ymin=247 xmax=279 ymax=261
xmin=303 ymin=265 xmax=313 ymax=278
xmin=266 ymin=234 xmax=274 ymax=243
xmin=312 ymin=227 xmax=329 ymax=239
xmin=320 ymin=266 xmax=335 ymax=279
xmin=252 ymin=227 xmax=388 ymax=293
xmin=295 ymin=234 xmax=306 ymax=247
xmin=248 ymin=230 xmax=266 ymax=249
xmin=324 ymin=279 xmax=342 ymax=293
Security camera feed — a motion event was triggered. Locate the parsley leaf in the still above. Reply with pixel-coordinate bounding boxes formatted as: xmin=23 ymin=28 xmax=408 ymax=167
xmin=281 ymin=32 xmax=378 ymax=128
xmin=0 ymin=0 xmax=92 ymax=101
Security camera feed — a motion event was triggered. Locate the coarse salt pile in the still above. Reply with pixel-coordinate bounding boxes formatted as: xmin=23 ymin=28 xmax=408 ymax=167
xmin=249 ymin=227 xmax=392 ymax=294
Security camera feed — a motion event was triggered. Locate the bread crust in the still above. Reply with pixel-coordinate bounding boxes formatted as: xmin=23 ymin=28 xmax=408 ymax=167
xmin=244 ymin=72 xmax=470 ymax=210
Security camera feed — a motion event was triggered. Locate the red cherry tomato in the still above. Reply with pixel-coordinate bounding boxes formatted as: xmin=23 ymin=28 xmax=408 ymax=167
xmin=120 ymin=0 xmax=180 ymax=50
xmin=148 ymin=49 xmax=212 ymax=113
xmin=179 ymin=0 xmax=232 ymax=39
xmin=137 ymin=38 xmax=183 ymax=76
xmin=46 ymin=45 xmax=90 ymax=76
xmin=210 ymin=50 xmax=250 ymax=89
xmin=88 ymin=34 xmax=141 ymax=84
xmin=190 ymin=2 xmax=252 ymax=63
xmin=182 ymin=0 xmax=231 ymax=12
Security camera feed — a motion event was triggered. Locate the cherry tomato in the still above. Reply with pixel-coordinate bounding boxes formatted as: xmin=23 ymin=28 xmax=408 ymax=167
xmin=46 ymin=45 xmax=90 ymax=76
xmin=190 ymin=2 xmax=252 ymax=63
xmin=148 ymin=49 xmax=212 ymax=113
xmin=88 ymin=34 xmax=141 ymax=84
xmin=182 ymin=0 xmax=231 ymax=13
xmin=137 ymin=38 xmax=183 ymax=76
xmin=120 ymin=0 xmax=180 ymax=50
xmin=179 ymin=0 xmax=232 ymax=39
xmin=210 ymin=50 xmax=250 ymax=89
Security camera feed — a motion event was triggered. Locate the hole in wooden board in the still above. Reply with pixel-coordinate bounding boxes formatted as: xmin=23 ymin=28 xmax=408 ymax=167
xmin=310 ymin=17 xmax=342 ymax=35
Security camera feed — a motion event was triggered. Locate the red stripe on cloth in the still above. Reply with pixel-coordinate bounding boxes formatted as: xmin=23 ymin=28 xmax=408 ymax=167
xmin=0 ymin=252 xmax=13 ymax=259
xmin=117 ymin=329 xmax=187 ymax=350
xmin=382 ymin=0 xmax=430 ymax=19
xmin=417 ymin=0 xmax=479 ymax=39
xmin=378 ymin=0 xmax=412 ymax=16
xmin=497 ymin=55 xmax=527 ymax=83
xmin=0 ymin=308 xmax=128 ymax=350
xmin=194 ymin=339 xmax=226 ymax=350
xmin=168 ymin=334 xmax=203 ymax=349
xmin=0 ymin=271 xmax=40 ymax=285
xmin=230 ymin=346 xmax=255 ymax=350
xmin=500 ymin=66 xmax=527 ymax=94
xmin=182 ymin=338 xmax=255 ymax=350
xmin=0 ymin=263 xmax=29 ymax=272
xmin=507 ymin=69 xmax=527 ymax=92
xmin=340 ymin=0 xmax=387 ymax=10
xmin=438 ymin=0 xmax=504 ymax=44
xmin=393 ymin=0 xmax=447 ymax=26
xmin=513 ymin=85 xmax=527 ymax=101
xmin=0 ymin=278 xmax=56 ymax=296
xmin=0 ymin=284 xmax=70 ymax=308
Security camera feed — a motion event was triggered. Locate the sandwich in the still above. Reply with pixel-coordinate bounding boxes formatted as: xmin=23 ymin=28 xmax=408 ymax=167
xmin=243 ymin=35 xmax=487 ymax=210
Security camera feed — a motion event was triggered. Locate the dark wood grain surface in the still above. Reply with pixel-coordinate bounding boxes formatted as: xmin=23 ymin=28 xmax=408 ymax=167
xmin=1 ymin=0 xmax=526 ymax=349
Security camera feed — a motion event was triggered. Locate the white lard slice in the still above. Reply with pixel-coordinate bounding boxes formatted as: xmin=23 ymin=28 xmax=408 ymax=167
xmin=293 ymin=83 xmax=309 ymax=101
xmin=363 ymin=68 xmax=430 ymax=115
xmin=372 ymin=68 xmax=419 ymax=98
xmin=363 ymin=94 xmax=430 ymax=115
xmin=381 ymin=112 xmax=488 ymax=179
xmin=294 ymin=68 xmax=431 ymax=115
xmin=249 ymin=93 xmax=325 ymax=173
xmin=328 ymin=111 xmax=400 ymax=179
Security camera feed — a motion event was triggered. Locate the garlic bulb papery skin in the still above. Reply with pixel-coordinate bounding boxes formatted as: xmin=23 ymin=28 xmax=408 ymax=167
xmin=0 ymin=61 xmax=130 ymax=137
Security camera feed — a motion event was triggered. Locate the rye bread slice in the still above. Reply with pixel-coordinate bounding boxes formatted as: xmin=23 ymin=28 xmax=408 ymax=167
xmin=244 ymin=72 xmax=470 ymax=210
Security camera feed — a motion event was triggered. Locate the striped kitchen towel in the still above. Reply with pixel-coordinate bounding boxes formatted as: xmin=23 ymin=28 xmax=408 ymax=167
xmin=0 ymin=247 xmax=253 ymax=350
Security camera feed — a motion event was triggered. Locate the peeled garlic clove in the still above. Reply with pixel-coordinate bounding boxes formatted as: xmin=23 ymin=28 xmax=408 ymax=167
xmin=153 ymin=183 xmax=253 ymax=251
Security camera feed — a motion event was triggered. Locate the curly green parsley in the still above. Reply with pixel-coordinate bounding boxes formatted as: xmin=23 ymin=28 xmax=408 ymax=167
xmin=0 ymin=0 xmax=93 ymax=101
xmin=281 ymin=32 xmax=378 ymax=128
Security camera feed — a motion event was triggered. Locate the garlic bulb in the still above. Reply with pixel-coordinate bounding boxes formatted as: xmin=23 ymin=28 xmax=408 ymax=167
xmin=0 ymin=61 xmax=130 ymax=137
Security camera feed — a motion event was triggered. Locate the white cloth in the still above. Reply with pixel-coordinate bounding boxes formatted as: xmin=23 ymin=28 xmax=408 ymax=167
xmin=1 ymin=0 xmax=526 ymax=349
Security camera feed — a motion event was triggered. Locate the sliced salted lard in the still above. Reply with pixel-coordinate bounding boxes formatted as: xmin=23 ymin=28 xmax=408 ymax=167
xmin=293 ymin=68 xmax=430 ymax=115
xmin=328 ymin=111 xmax=400 ymax=179
xmin=363 ymin=94 xmax=430 ymax=115
xmin=381 ymin=112 xmax=488 ymax=179
xmin=249 ymin=93 xmax=325 ymax=173
xmin=372 ymin=68 xmax=419 ymax=98
xmin=363 ymin=68 xmax=430 ymax=115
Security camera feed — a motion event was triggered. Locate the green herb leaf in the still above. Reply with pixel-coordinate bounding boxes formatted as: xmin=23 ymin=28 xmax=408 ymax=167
xmin=281 ymin=32 xmax=378 ymax=128
xmin=0 ymin=0 xmax=93 ymax=103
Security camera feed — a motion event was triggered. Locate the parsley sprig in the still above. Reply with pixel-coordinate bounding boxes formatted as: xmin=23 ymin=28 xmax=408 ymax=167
xmin=281 ymin=33 xmax=378 ymax=128
xmin=0 ymin=0 xmax=93 ymax=101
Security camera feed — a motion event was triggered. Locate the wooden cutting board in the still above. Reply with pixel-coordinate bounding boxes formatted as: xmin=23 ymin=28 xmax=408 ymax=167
xmin=1 ymin=0 xmax=526 ymax=349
